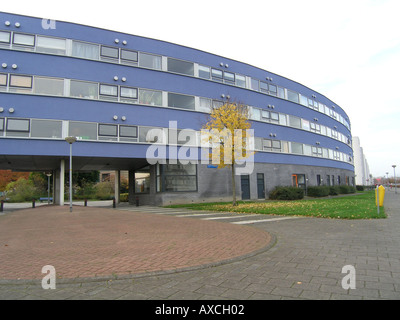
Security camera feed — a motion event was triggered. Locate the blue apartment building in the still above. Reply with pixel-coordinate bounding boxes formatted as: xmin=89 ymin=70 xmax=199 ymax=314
xmin=0 ymin=12 xmax=354 ymax=205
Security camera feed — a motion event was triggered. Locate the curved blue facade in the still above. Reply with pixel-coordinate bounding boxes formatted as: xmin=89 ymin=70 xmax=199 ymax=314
xmin=0 ymin=12 xmax=354 ymax=204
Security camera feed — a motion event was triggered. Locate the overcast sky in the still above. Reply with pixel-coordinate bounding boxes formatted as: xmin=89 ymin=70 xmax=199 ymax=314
xmin=2 ymin=0 xmax=400 ymax=178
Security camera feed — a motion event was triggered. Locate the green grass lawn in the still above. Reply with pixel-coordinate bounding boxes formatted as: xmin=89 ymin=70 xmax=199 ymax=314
xmin=165 ymin=191 xmax=386 ymax=219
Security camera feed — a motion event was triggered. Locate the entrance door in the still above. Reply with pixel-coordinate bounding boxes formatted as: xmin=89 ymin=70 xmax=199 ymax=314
xmin=241 ymin=175 xmax=250 ymax=200
xmin=292 ymin=174 xmax=306 ymax=190
xmin=257 ymin=173 xmax=265 ymax=199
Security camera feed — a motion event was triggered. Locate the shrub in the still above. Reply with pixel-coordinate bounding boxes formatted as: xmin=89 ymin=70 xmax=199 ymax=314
xmin=4 ymin=178 xmax=39 ymax=202
xmin=356 ymin=185 xmax=364 ymax=191
xmin=120 ymin=193 xmax=129 ymax=202
xmin=269 ymin=186 xmax=304 ymax=200
xmin=329 ymin=186 xmax=340 ymax=195
xmin=339 ymin=185 xmax=356 ymax=194
xmin=94 ymin=181 xmax=114 ymax=200
xmin=307 ymin=186 xmax=330 ymax=197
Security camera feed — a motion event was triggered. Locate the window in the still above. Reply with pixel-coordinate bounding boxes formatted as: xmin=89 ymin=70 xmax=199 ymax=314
xmin=139 ymin=127 xmax=165 ymax=143
xmin=167 ymin=58 xmax=194 ymax=76
xmin=261 ymin=110 xmax=270 ymax=121
xmin=251 ymin=108 xmax=261 ymax=121
xmin=13 ymin=33 xmax=35 ymax=46
xmin=224 ymin=72 xmax=235 ymax=83
xmin=99 ymin=84 xmax=118 ymax=97
xmin=270 ymin=112 xmax=279 ymax=123
xmin=0 ymin=74 xmax=7 ymax=86
xmin=168 ymin=93 xmax=195 ymax=110
xmin=299 ymin=95 xmax=308 ymax=106
xmin=121 ymin=49 xmax=138 ymax=63
xmin=236 ymin=74 xmax=246 ymax=88
xmin=6 ymin=118 xmax=30 ymax=137
xmin=269 ymin=84 xmax=277 ymax=96
xmin=34 ymin=77 xmax=64 ymax=96
xmin=139 ymin=89 xmax=162 ymax=106
xmin=272 ymin=140 xmax=281 ymax=151
xmin=0 ymin=118 xmax=4 ymax=131
xmin=198 ymin=98 xmax=211 ymax=113
xmin=312 ymin=147 xmax=323 ymax=157
xmin=70 ymin=80 xmax=98 ymax=99
xmin=263 ymin=139 xmax=272 ymax=151
xmin=139 ymin=52 xmax=161 ymax=69
xmin=251 ymin=78 xmax=259 ymax=91
xmin=0 ymin=31 xmax=11 ymax=44
xmin=9 ymin=75 xmax=32 ymax=88
xmin=287 ymin=90 xmax=299 ymax=103
xmin=278 ymin=87 xmax=285 ymax=99
xmin=69 ymin=121 xmax=97 ymax=140
xmin=36 ymin=36 xmax=66 ymax=54
xmin=7 ymin=118 xmax=30 ymax=131
xmin=302 ymin=119 xmax=310 ymax=131
xmin=211 ymin=69 xmax=223 ymax=81
xmin=135 ymin=167 xmax=150 ymax=193
xmin=72 ymin=41 xmax=99 ymax=60
xmin=98 ymin=124 xmax=118 ymax=141
xmin=260 ymin=81 xmax=269 ymax=93
xmin=288 ymin=115 xmax=301 ymax=128
xmin=291 ymin=142 xmax=303 ymax=154
xmin=100 ymin=46 xmax=119 ymax=59
xmin=169 ymin=128 xmax=197 ymax=146
xmin=198 ymin=65 xmax=210 ymax=79
xmin=119 ymin=125 xmax=138 ymax=138
xmin=157 ymin=164 xmax=197 ymax=192
xmin=120 ymin=87 xmax=138 ymax=100
xmin=30 ymin=119 xmax=62 ymax=138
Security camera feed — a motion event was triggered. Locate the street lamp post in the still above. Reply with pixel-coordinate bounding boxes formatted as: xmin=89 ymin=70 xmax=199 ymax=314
xmin=46 ymin=173 xmax=52 ymax=205
xmin=65 ymin=137 xmax=77 ymax=212
xmin=393 ymin=165 xmax=397 ymax=194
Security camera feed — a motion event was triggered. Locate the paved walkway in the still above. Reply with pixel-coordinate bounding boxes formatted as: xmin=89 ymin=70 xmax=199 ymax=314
xmin=0 ymin=191 xmax=400 ymax=300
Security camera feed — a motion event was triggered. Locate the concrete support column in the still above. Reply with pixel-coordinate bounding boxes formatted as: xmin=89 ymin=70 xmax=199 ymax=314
xmin=128 ymin=169 xmax=135 ymax=204
xmin=54 ymin=160 xmax=65 ymax=206
xmin=114 ymin=170 xmax=120 ymax=204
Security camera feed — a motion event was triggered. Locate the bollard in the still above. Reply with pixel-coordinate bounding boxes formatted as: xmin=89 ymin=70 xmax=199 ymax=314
xmin=84 ymin=199 xmax=88 ymax=207
xmin=0 ymin=200 xmax=4 ymax=212
xmin=136 ymin=196 xmax=139 ymax=207
xmin=113 ymin=197 xmax=116 ymax=208
xmin=32 ymin=199 xmax=36 ymax=208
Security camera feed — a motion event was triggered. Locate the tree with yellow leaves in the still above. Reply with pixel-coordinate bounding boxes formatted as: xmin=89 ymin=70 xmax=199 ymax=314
xmin=202 ymin=102 xmax=254 ymax=206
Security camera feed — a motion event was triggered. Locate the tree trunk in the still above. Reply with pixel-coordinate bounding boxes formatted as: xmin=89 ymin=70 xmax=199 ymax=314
xmin=231 ymin=163 xmax=237 ymax=206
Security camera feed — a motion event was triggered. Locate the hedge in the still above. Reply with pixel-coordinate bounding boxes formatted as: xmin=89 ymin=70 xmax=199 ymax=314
xmin=269 ymin=186 xmax=304 ymax=200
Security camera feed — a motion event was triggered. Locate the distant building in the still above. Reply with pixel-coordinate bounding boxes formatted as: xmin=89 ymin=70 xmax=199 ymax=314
xmin=353 ymin=137 xmax=371 ymax=185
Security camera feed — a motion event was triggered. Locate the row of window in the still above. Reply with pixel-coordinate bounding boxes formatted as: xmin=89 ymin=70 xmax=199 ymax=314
xmin=249 ymin=106 xmax=351 ymax=146
xmin=0 ymin=73 xmax=351 ymax=146
xmin=0 ymin=29 xmax=350 ymax=130
xmin=0 ymin=117 xmax=353 ymax=164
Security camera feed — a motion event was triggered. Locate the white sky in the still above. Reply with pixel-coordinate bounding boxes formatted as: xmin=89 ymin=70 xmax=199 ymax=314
xmin=2 ymin=0 xmax=400 ymax=178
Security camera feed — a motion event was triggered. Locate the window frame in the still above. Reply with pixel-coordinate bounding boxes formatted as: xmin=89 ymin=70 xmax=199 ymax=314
xmin=6 ymin=118 xmax=30 ymax=132
xmin=119 ymin=125 xmax=138 ymax=138
xmin=9 ymin=74 xmax=33 ymax=88
xmin=0 ymin=73 xmax=8 ymax=87
xmin=98 ymin=123 xmax=118 ymax=137
xmin=100 ymin=45 xmax=119 ymax=59
xmin=120 ymin=49 xmax=138 ymax=63
xmin=120 ymin=86 xmax=138 ymax=99
xmin=0 ymin=31 xmax=11 ymax=44
xmin=99 ymin=84 xmax=119 ymax=97
xmin=12 ymin=32 xmax=35 ymax=47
